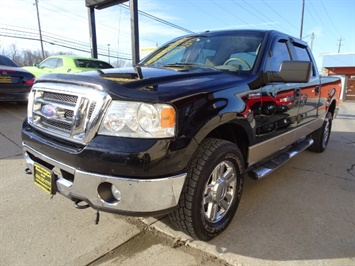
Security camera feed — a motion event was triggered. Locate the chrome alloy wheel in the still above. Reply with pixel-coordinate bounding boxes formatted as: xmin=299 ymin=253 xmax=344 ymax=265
xmin=322 ymin=119 xmax=330 ymax=148
xmin=203 ymin=160 xmax=237 ymax=223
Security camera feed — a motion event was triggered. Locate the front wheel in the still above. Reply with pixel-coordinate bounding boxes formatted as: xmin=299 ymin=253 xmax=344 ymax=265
xmin=308 ymin=112 xmax=332 ymax=153
xmin=169 ymin=138 xmax=244 ymax=241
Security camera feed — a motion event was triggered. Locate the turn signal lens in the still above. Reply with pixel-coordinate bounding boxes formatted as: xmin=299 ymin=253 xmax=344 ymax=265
xmin=161 ymin=107 xmax=175 ymax=128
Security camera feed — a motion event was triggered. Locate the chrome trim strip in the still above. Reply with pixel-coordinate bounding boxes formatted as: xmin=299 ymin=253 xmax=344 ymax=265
xmin=248 ymin=118 xmax=322 ymax=165
xmin=23 ymin=143 xmax=187 ymax=213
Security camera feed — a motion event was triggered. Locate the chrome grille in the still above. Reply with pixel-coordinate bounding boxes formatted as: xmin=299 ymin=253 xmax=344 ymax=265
xmin=28 ymin=83 xmax=111 ymax=144
xmin=42 ymin=117 xmax=71 ymax=132
xmin=88 ymin=102 xmax=96 ymax=120
xmin=43 ymin=91 xmax=78 ymax=103
xmin=65 ymin=110 xmax=74 ymax=119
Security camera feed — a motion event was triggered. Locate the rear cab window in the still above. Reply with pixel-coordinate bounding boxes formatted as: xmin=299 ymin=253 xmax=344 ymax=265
xmin=75 ymin=59 xmax=113 ymax=69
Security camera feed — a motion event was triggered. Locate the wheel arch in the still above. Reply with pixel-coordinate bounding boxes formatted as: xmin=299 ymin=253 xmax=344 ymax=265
xmin=195 ymin=118 xmax=254 ymax=168
xmin=327 ymin=99 xmax=337 ymax=118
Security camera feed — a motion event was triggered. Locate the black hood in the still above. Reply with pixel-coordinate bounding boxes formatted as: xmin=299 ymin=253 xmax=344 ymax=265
xmin=35 ymin=66 xmax=253 ymax=103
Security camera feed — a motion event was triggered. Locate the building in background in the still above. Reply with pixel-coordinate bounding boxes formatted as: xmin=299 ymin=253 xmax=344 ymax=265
xmin=322 ymin=53 xmax=355 ymax=101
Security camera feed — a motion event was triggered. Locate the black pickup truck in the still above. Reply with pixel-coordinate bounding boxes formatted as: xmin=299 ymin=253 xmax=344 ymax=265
xmin=22 ymin=29 xmax=340 ymax=240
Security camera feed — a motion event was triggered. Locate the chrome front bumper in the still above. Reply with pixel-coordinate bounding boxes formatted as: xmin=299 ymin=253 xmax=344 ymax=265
xmin=23 ymin=143 xmax=186 ymax=214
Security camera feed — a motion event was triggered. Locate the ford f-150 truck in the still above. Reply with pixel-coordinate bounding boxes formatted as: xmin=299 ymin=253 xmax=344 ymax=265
xmin=22 ymin=30 xmax=341 ymax=240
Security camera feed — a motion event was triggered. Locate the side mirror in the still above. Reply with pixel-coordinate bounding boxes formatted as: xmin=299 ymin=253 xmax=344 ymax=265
xmin=34 ymin=63 xmax=40 ymax=68
xmin=265 ymin=61 xmax=311 ymax=83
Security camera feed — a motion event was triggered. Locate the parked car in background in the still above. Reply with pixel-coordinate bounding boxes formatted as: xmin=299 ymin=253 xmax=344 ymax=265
xmin=23 ymin=55 xmax=113 ymax=77
xmin=0 ymin=55 xmax=35 ymax=104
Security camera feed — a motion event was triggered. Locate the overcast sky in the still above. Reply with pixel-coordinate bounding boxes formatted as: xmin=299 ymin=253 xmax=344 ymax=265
xmin=0 ymin=0 xmax=354 ymax=68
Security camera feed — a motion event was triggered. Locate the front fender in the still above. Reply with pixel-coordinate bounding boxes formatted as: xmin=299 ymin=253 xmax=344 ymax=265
xmin=175 ymin=88 xmax=255 ymax=145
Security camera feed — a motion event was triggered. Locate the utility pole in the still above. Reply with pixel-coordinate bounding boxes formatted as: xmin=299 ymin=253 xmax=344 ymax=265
xmin=130 ymin=0 xmax=140 ymax=65
xmin=337 ymin=38 xmax=343 ymax=53
xmin=88 ymin=7 xmax=98 ymax=58
xmin=310 ymin=32 xmax=315 ymax=50
xmin=35 ymin=0 xmax=45 ymax=59
xmin=301 ymin=32 xmax=315 ymax=50
xmin=300 ymin=0 xmax=305 ymax=39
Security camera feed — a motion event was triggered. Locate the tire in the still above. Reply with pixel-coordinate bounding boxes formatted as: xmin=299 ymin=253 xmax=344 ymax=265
xmin=308 ymin=112 xmax=332 ymax=153
xmin=169 ymin=138 xmax=244 ymax=241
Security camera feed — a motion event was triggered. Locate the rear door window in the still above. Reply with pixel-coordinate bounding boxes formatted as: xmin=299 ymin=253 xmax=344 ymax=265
xmin=265 ymin=39 xmax=291 ymax=72
xmin=293 ymin=44 xmax=315 ymax=76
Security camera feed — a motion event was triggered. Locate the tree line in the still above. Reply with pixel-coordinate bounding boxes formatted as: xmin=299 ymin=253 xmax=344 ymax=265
xmin=1 ymin=44 xmax=70 ymax=67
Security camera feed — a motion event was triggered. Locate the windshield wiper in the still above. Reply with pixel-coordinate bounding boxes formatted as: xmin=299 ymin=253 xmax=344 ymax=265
xmin=161 ymin=62 xmax=218 ymax=70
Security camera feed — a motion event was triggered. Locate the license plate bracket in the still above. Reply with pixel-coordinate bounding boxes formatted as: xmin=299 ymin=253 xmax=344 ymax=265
xmin=0 ymin=76 xmax=12 ymax=84
xmin=34 ymin=163 xmax=56 ymax=195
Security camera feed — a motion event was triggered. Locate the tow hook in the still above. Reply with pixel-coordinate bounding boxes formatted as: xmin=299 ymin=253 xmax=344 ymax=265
xmin=25 ymin=168 xmax=32 ymax=175
xmin=74 ymin=200 xmax=90 ymax=209
xmin=74 ymin=200 xmax=100 ymax=225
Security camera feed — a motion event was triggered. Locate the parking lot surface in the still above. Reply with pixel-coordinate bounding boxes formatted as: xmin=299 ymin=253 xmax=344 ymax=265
xmin=0 ymin=102 xmax=354 ymax=265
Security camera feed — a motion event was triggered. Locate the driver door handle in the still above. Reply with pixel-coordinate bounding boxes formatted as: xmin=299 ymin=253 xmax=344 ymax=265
xmin=294 ymin=88 xmax=301 ymax=98
xmin=315 ymin=86 xmax=320 ymax=96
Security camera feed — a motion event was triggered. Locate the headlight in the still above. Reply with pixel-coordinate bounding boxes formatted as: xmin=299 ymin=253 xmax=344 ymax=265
xmin=98 ymin=101 xmax=176 ymax=138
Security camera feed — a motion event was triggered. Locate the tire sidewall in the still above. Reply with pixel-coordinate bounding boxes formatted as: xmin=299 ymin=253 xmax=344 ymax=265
xmin=190 ymin=142 xmax=244 ymax=240
xmin=321 ymin=113 xmax=332 ymax=150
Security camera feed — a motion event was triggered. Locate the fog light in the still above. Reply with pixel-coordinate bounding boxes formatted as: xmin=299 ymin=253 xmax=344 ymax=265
xmin=111 ymin=185 xmax=121 ymax=201
xmin=97 ymin=182 xmax=121 ymax=205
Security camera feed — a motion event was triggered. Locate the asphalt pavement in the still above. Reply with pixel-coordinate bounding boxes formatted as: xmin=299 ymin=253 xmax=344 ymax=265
xmin=0 ymin=101 xmax=354 ymax=266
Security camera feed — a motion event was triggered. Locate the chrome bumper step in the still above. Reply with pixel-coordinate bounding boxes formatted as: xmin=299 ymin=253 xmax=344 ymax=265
xmin=248 ymin=138 xmax=314 ymax=180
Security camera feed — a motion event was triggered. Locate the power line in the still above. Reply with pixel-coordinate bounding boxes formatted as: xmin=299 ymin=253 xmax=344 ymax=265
xmin=320 ymin=0 xmax=342 ymax=37
xmin=261 ymin=1 xmax=299 ymax=32
xmin=211 ymin=0 xmax=250 ymax=27
xmin=187 ymin=2 xmax=231 ymax=29
xmin=306 ymin=0 xmax=335 ymax=43
xmin=120 ymin=3 xmax=194 ymax=34
xmin=0 ymin=33 xmax=131 ymax=60
xmin=0 ymin=28 xmax=131 ymax=60
xmin=234 ymin=0 xmax=282 ymax=30
xmin=39 ymin=1 xmax=192 ymax=47
xmin=0 ymin=25 xmax=132 ymax=57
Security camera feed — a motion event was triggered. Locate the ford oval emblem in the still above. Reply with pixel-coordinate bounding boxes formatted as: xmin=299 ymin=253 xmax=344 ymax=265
xmin=41 ymin=104 xmax=57 ymax=118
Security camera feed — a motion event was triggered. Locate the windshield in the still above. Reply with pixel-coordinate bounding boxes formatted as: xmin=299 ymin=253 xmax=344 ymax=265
xmin=140 ymin=31 xmax=265 ymax=72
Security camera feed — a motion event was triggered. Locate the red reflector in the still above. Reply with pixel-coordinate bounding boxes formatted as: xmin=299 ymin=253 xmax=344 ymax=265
xmin=25 ymin=78 xmax=35 ymax=85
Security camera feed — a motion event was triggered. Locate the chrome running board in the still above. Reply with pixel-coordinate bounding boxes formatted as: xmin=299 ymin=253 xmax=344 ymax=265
xmin=248 ymin=138 xmax=314 ymax=180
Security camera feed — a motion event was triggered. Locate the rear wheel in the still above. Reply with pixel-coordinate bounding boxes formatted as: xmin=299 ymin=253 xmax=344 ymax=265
xmin=169 ymin=138 xmax=244 ymax=241
xmin=308 ymin=112 xmax=332 ymax=153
